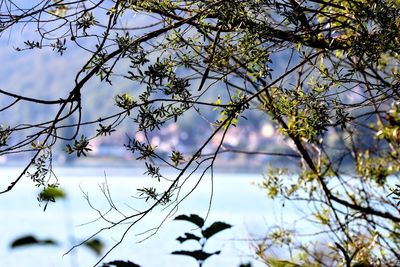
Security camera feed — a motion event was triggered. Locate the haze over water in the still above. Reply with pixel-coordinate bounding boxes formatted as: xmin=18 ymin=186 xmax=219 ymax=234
xmin=0 ymin=166 xmax=301 ymax=267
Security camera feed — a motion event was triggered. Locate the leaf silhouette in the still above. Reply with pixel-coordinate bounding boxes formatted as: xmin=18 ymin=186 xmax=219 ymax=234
xmin=84 ymin=238 xmax=104 ymax=255
xmin=10 ymin=235 xmax=57 ymax=248
xmin=176 ymin=232 xmax=201 ymax=243
xmin=171 ymin=250 xmax=220 ymax=261
xmin=201 ymin=221 xmax=231 ymax=239
xmin=174 ymin=214 xmax=204 ymax=228
xmin=102 ymin=260 xmax=141 ymax=267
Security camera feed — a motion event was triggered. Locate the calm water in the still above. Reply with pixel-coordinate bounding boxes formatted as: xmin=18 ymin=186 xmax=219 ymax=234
xmin=0 ymin=166 xmax=299 ymax=267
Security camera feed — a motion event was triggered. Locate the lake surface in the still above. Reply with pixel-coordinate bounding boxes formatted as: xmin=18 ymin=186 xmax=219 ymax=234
xmin=0 ymin=166 xmax=300 ymax=267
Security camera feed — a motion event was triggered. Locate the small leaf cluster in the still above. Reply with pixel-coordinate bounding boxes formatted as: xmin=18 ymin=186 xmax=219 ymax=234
xmin=77 ymin=12 xmax=97 ymax=33
xmin=170 ymin=150 xmax=184 ymax=166
xmin=65 ymin=135 xmax=92 ymax=157
xmin=0 ymin=125 xmax=11 ymax=147
xmin=125 ymin=53 xmax=193 ymax=131
xmin=84 ymin=51 xmax=112 ymax=83
xmin=145 ymin=58 xmax=174 ymax=85
xmin=347 ymin=1 xmax=400 ymax=65
xmin=50 ymin=38 xmax=66 ymax=55
xmin=27 ymin=151 xmax=51 ymax=187
xmin=133 ymin=63 xmax=191 ymax=130
xmin=367 ymin=102 xmax=400 ymax=187
xmin=389 ymin=186 xmax=400 ymax=206
xmin=125 ymin=44 xmax=149 ymax=77
xmin=115 ymin=93 xmax=136 ymax=115
xmin=268 ymin=228 xmax=293 ymax=247
xmin=144 ymin=162 xmax=162 ymax=181
xmin=37 ymin=184 xmax=65 ymax=202
xmin=134 ymin=104 xmax=166 ymax=131
xmin=49 ymin=1 xmax=67 ymax=17
xmin=375 ymin=101 xmax=400 ymax=144
xmin=136 ymin=186 xmax=172 ymax=205
xmin=269 ymin=87 xmax=330 ymax=141
xmin=116 ymin=33 xmax=146 ymax=59
xmin=125 ymin=138 xmax=156 ymax=160
xmin=22 ymin=40 xmax=41 ymax=50
xmin=37 ymin=184 xmax=65 ymax=211
xmin=260 ymin=166 xmax=287 ymax=199
xmin=96 ymin=124 xmax=116 ymax=136
xmin=215 ymin=91 xmax=249 ymax=129
xmin=163 ymin=77 xmax=191 ymax=101
xmin=356 ymin=151 xmax=390 ymax=186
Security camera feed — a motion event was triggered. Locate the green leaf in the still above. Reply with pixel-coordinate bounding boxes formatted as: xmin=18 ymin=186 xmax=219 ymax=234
xmin=115 ymin=93 xmax=136 ymax=114
xmin=38 ymin=185 xmax=66 ymax=202
xmin=84 ymin=238 xmax=104 ymax=256
xmin=213 ymin=95 xmax=221 ymax=110
xmin=171 ymin=250 xmax=220 ymax=261
xmin=176 ymin=233 xmax=201 ymax=243
xmin=174 ymin=214 xmax=204 ymax=228
xmin=10 ymin=235 xmax=57 ymax=248
xmin=102 ymin=260 xmax=141 ymax=267
xmin=38 ymin=185 xmax=66 ymax=210
xmin=170 ymin=150 xmax=184 ymax=166
xmin=201 ymin=221 xmax=232 ymax=239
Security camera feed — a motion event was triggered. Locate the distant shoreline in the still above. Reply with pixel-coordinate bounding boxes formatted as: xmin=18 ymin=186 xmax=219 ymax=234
xmin=1 ymin=155 xmax=296 ymax=173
